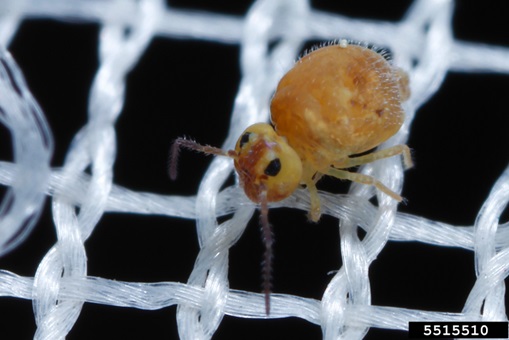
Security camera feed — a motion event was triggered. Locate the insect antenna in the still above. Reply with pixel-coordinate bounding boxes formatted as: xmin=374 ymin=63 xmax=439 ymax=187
xmin=259 ymin=186 xmax=274 ymax=315
xmin=169 ymin=137 xmax=235 ymax=180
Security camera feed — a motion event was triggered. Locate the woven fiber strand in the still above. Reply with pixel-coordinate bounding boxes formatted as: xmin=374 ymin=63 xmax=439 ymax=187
xmin=0 ymin=0 xmax=509 ymax=339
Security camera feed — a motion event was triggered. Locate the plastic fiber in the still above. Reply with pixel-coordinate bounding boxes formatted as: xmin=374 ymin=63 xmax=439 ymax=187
xmin=0 ymin=0 xmax=509 ymax=339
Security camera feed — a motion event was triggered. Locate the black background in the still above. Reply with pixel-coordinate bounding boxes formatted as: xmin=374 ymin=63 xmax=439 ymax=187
xmin=1 ymin=0 xmax=509 ymax=339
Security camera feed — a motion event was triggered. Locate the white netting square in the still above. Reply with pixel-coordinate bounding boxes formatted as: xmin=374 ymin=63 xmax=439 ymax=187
xmin=1 ymin=0 xmax=509 ymax=339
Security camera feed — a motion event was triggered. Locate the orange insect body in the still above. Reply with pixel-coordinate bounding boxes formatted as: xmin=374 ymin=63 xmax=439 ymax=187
xmin=271 ymin=44 xmax=406 ymax=171
xmin=171 ymin=41 xmax=412 ymax=315
xmin=231 ymin=43 xmax=411 ymax=222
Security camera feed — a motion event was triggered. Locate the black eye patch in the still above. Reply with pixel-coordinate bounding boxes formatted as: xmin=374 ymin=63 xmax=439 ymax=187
xmin=239 ymin=132 xmax=251 ymax=149
xmin=264 ymin=158 xmax=281 ymax=176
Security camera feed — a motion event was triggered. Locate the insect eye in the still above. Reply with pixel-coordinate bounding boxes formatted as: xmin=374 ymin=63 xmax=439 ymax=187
xmin=239 ymin=132 xmax=251 ymax=149
xmin=264 ymin=158 xmax=281 ymax=177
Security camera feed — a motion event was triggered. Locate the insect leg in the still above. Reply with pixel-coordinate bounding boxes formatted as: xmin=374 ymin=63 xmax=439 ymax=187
xmin=341 ymin=144 xmax=413 ymax=169
xmin=327 ymin=168 xmax=403 ymax=202
xmin=303 ymin=177 xmax=322 ymax=222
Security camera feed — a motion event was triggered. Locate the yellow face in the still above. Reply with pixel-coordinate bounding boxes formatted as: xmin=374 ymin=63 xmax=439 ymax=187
xmin=233 ymin=123 xmax=303 ymax=203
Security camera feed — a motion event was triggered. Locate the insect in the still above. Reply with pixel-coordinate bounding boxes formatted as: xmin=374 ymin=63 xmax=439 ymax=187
xmin=170 ymin=40 xmax=412 ymax=315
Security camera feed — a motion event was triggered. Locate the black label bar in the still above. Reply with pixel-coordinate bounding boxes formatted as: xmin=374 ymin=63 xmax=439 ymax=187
xmin=408 ymin=321 xmax=508 ymax=338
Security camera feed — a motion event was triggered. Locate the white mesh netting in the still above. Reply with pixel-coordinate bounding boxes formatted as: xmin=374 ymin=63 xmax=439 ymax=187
xmin=1 ymin=0 xmax=509 ymax=339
